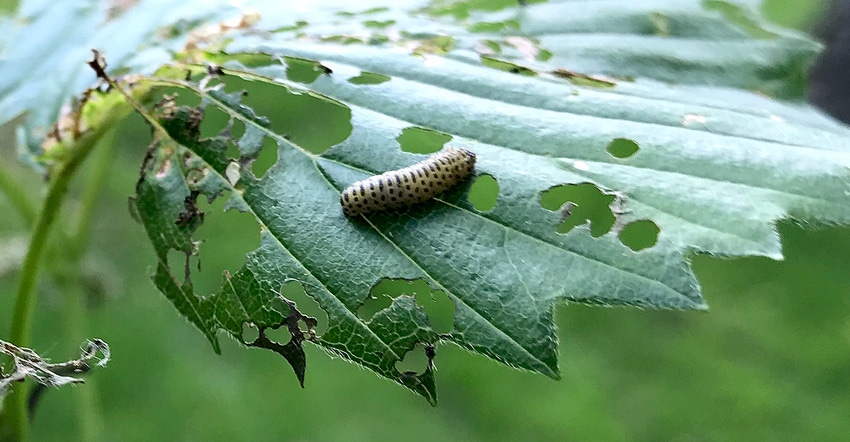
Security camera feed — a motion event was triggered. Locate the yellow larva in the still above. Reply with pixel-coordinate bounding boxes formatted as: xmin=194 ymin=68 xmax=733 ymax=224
xmin=340 ymin=147 xmax=476 ymax=216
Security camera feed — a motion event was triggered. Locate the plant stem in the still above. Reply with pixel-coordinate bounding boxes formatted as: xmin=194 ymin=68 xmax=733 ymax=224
xmin=0 ymin=162 xmax=37 ymax=227
xmin=1 ymin=67 xmax=132 ymax=439
xmin=1 ymin=128 xmax=109 ymax=442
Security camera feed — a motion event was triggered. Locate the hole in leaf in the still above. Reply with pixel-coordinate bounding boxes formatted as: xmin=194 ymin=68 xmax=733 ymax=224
xmin=198 ymin=105 xmax=231 ymax=140
xmin=467 ymin=174 xmax=499 ymax=212
xmin=228 ymin=76 xmax=352 ymax=155
xmin=216 ymin=52 xmax=282 ymax=68
xmin=148 ymin=86 xmax=200 ymax=107
xmin=195 ymin=104 xmax=247 ymax=162
xmin=363 ymin=19 xmax=396 ymax=29
xmin=283 ymin=56 xmax=332 ymax=83
xmin=540 ymin=183 xmax=617 ymax=236
xmin=359 ymin=279 xmax=454 ymax=333
xmin=241 ymin=322 xmax=259 ymax=342
xmin=237 ymin=53 xmax=282 ymax=68
xmin=274 ymin=20 xmax=309 ymax=32
xmin=481 ymin=40 xmax=501 ymax=54
xmin=469 ymin=20 xmax=520 ymax=33
xmin=396 ymin=127 xmax=452 ymax=154
xmin=192 ymin=194 xmax=261 ymax=296
xmin=368 ymin=34 xmax=391 ymax=45
xmin=422 ymin=0 xmax=546 ymax=19
xmin=551 ymin=68 xmax=616 ymax=88
xmin=480 ymin=56 xmax=537 ymax=76
xmin=166 ymin=249 xmax=192 ymax=285
xmin=413 ymin=290 xmax=453 ymax=334
xmin=606 ymin=138 xmax=639 ymax=159
xmin=619 ymin=220 xmax=660 ymax=251
xmin=264 ymin=323 xmax=293 ymax=344
xmin=227 ymin=119 xmax=246 ymax=139
xmin=701 ymin=0 xmax=777 ymax=39
xmin=348 ymin=71 xmax=391 ymax=85
xmin=223 ymin=136 xmax=240 ymax=161
xmin=320 ymin=35 xmax=366 ymax=45
xmin=395 ymin=344 xmax=431 ymax=374
xmin=410 ymin=35 xmax=456 ymax=55
xmin=362 ymin=6 xmax=390 ymax=14
xmin=279 ymin=279 xmax=328 ymax=335
xmin=358 ymin=293 xmax=392 ymax=322
xmin=252 ymin=136 xmax=278 ymax=178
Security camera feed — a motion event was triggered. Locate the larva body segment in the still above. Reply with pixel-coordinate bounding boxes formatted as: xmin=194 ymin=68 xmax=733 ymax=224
xmin=340 ymin=147 xmax=476 ymax=216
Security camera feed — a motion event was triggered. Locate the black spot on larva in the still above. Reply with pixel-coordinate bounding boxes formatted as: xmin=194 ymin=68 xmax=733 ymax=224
xmin=340 ymin=148 xmax=476 ymax=216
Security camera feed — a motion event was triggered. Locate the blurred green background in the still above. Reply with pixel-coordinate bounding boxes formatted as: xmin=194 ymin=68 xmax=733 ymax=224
xmin=3 ymin=0 xmax=850 ymax=440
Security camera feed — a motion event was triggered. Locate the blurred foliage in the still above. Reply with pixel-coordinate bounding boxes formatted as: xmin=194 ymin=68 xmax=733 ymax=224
xmin=1 ymin=0 xmax=849 ymax=441
xmin=763 ymin=0 xmax=828 ymax=30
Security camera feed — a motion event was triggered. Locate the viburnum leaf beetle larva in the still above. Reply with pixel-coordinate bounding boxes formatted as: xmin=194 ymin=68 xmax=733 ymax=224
xmin=340 ymin=148 xmax=476 ymax=216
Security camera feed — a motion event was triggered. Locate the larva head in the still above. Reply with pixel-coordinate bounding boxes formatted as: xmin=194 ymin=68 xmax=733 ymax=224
xmin=448 ymin=147 xmax=476 ymax=171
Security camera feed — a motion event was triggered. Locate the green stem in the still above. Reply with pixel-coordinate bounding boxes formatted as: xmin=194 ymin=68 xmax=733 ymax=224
xmin=1 ymin=68 xmax=134 ymax=440
xmin=0 ymin=162 xmax=37 ymax=227
xmin=1 ymin=128 xmax=111 ymax=442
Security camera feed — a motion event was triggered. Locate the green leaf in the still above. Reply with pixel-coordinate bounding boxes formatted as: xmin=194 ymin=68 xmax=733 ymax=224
xmin=0 ymin=0 xmax=248 ymax=165
xmin=7 ymin=0 xmax=850 ymax=403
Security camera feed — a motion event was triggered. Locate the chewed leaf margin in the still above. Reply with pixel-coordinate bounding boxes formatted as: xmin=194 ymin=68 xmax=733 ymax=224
xmin=87 ymin=0 xmax=850 ymax=405
xmin=130 ymin=73 xmax=446 ymax=402
xmin=126 ymin=45 xmax=724 ymax=402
